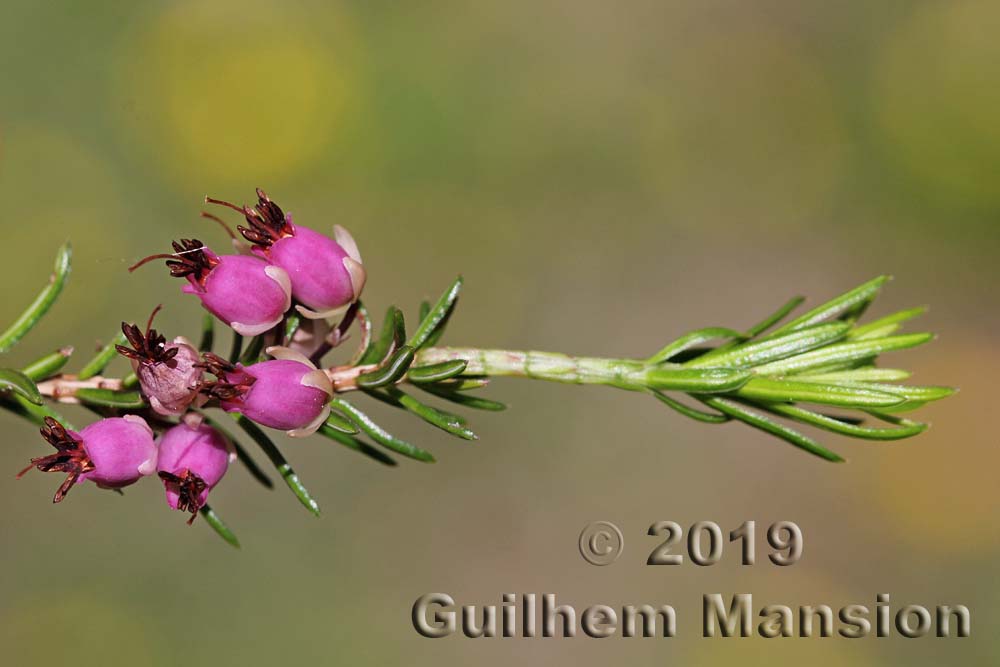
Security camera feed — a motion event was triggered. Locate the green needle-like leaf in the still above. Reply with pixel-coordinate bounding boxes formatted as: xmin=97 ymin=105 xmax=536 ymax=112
xmin=702 ymin=296 xmax=805 ymax=359
xmin=432 ymin=376 xmax=491 ymax=391
xmin=228 ymin=333 xmax=244 ymax=364
xmin=689 ymin=322 xmax=850 ymax=369
xmin=199 ymin=504 xmax=241 ymax=548
xmin=407 ymin=360 xmax=469 ymax=384
xmin=0 ymin=368 xmax=43 ymax=405
xmin=356 ymin=346 xmax=415 ymax=389
xmin=700 ymin=397 xmax=844 ymax=462
xmin=650 ymin=390 xmax=729 ymax=424
xmin=199 ymin=314 xmax=215 ymax=353
xmin=735 ymin=377 xmax=905 ymax=408
xmin=359 ymin=306 xmax=405 ymax=365
xmin=380 ymin=386 xmax=477 ymax=440
xmin=240 ymin=334 xmax=267 ymax=365
xmin=797 ymin=367 xmax=912 ymax=383
xmin=408 ymin=276 xmax=462 ymax=350
xmin=78 ymin=332 xmax=128 ymax=380
xmin=365 ymin=387 xmax=468 ymax=425
xmin=828 ymin=382 xmax=955 ymax=413
xmin=745 ymin=295 xmax=806 ymax=337
xmin=753 ymin=333 xmax=934 ymax=376
xmin=418 ymin=300 xmax=431 ymax=323
xmin=847 ymin=306 xmax=927 ymax=340
xmin=75 ymin=388 xmax=146 ymax=409
xmin=647 ymin=327 xmax=746 ymax=365
xmin=416 ymin=383 xmax=507 ymax=411
xmin=324 ymin=409 xmax=361 ymax=434
xmin=645 ymin=366 xmax=753 ymax=393
xmin=232 ymin=414 xmax=321 ymax=516
xmin=758 ymin=402 xmax=927 ymax=440
xmin=317 ymin=423 xmax=397 ymax=466
xmin=769 ymin=276 xmax=889 ymax=336
xmin=283 ymin=314 xmax=302 ymax=346
xmin=0 ymin=242 xmax=72 ymax=353
xmin=21 ymin=347 xmax=73 ymax=382
xmin=330 ymin=397 xmax=435 ymax=462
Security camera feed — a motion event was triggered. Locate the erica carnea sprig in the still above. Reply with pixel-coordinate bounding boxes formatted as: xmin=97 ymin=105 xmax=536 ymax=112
xmin=0 ymin=191 xmax=954 ymax=547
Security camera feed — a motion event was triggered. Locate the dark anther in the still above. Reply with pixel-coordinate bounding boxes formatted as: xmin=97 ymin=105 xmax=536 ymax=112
xmin=206 ymin=188 xmax=290 ymax=249
xmin=128 ymin=238 xmax=218 ymax=285
xmin=158 ymin=469 xmax=208 ymax=524
xmin=166 ymin=239 xmax=217 ymax=282
xmin=116 ymin=305 xmax=178 ymax=365
xmin=197 ymin=353 xmax=254 ymax=402
xmin=17 ymin=417 xmax=95 ymax=503
xmin=199 ymin=382 xmax=246 ymax=401
xmin=198 ymin=352 xmax=237 ymax=377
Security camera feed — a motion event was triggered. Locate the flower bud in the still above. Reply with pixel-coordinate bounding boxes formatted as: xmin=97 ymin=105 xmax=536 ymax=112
xmin=130 ymin=239 xmax=291 ymax=336
xmin=17 ymin=416 xmax=157 ymax=502
xmin=157 ymin=418 xmax=233 ymax=522
xmin=117 ymin=308 xmax=204 ymax=416
xmin=208 ymin=190 xmax=365 ymax=320
xmin=201 ymin=347 xmax=333 ymax=437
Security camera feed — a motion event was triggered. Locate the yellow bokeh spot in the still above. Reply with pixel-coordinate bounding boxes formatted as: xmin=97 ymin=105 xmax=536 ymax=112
xmin=113 ymin=1 xmax=361 ymax=189
xmin=873 ymin=1 xmax=1000 ymax=204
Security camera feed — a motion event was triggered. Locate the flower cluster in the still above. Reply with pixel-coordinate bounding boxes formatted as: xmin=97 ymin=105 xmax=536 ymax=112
xmin=19 ymin=190 xmax=364 ymax=524
xmin=5 ymin=188 xmax=952 ymax=546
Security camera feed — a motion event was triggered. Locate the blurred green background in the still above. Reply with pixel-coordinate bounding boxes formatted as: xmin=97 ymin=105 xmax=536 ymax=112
xmin=1 ymin=1 xmax=998 ymax=664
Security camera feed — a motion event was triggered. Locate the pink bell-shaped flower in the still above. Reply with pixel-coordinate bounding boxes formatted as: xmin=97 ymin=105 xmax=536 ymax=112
xmin=200 ymin=347 xmax=333 ymax=437
xmin=17 ymin=416 xmax=157 ymax=502
xmin=207 ymin=190 xmax=365 ymax=320
xmin=157 ymin=416 xmax=233 ymax=523
xmin=131 ymin=239 xmax=291 ymax=336
xmin=116 ymin=307 xmax=204 ymax=416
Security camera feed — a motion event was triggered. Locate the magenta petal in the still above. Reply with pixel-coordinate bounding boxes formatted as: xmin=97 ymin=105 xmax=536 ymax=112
xmin=190 ymin=255 xmax=290 ymax=334
xmin=222 ymin=359 xmax=331 ymax=431
xmin=269 ymin=226 xmax=356 ymax=312
xmin=157 ymin=422 xmax=231 ymax=510
xmin=79 ymin=416 xmax=157 ymax=489
xmin=136 ymin=338 xmax=204 ymax=416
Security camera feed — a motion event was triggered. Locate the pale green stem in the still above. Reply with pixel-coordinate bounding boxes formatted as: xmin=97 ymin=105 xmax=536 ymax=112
xmin=417 ymin=347 xmax=642 ymax=388
xmin=414 ymin=347 xmax=750 ymax=394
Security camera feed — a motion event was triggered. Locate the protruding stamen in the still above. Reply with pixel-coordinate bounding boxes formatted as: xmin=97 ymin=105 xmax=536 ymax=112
xmin=128 ymin=253 xmax=181 ymax=273
xmin=18 ymin=417 xmax=95 ymax=503
xmin=117 ymin=306 xmax=179 ymax=365
xmin=158 ymin=469 xmax=208 ymax=523
xmin=205 ymin=196 xmax=246 ymax=215
xmin=200 ymin=211 xmax=238 ymax=240
xmin=128 ymin=240 xmax=217 ymax=285
xmin=146 ymin=304 xmax=164 ymax=337
xmin=206 ymin=189 xmax=291 ymax=249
